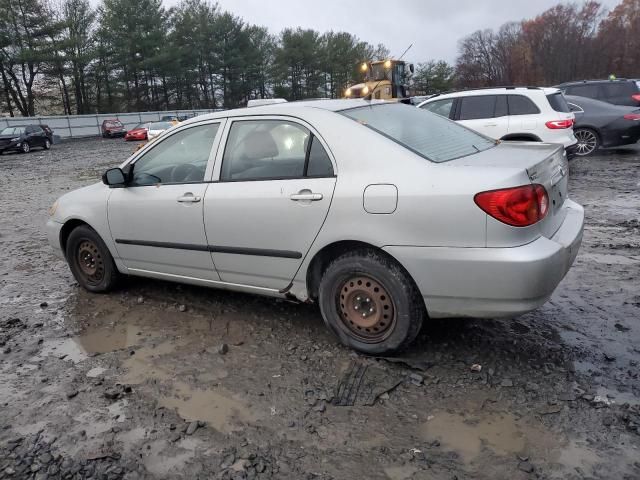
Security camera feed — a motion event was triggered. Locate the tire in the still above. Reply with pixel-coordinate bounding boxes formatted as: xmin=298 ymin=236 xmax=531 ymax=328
xmin=65 ymin=225 xmax=120 ymax=292
xmin=43 ymin=138 xmax=51 ymax=150
xmin=573 ymin=128 xmax=600 ymax=156
xmin=318 ymin=249 xmax=425 ymax=355
xmin=21 ymin=142 xmax=30 ymax=153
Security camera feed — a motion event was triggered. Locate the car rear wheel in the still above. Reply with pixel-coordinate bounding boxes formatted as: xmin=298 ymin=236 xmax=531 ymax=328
xmin=318 ymin=249 xmax=425 ymax=355
xmin=66 ymin=225 xmax=120 ymax=292
xmin=574 ymin=128 xmax=600 ymax=156
xmin=44 ymin=138 xmax=51 ymax=150
xmin=21 ymin=142 xmax=30 ymax=153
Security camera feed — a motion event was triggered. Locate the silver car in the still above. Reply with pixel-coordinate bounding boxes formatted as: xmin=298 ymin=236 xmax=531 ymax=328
xmin=46 ymin=100 xmax=584 ymax=354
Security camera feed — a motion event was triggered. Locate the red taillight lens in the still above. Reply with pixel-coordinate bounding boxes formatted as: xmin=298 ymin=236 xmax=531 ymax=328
xmin=475 ymin=184 xmax=549 ymax=227
xmin=545 ymin=119 xmax=574 ymax=129
xmin=623 ymin=113 xmax=640 ymax=121
xmin=631 ymin=94 xmax=640 ymax=102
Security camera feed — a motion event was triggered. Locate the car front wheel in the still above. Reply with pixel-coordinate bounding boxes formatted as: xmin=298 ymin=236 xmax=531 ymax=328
xmin=318 ymin=249 xmax=425 ymax=355
xmin=21 ymin=142 xmax=30 ymax=153
xmin=66 ymin=225 xmax=120 ymax=292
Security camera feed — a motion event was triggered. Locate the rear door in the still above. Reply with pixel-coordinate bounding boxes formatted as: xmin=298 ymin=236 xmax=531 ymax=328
xmin=203 ymin=116 xmax=336 ymax=290
xmin=506 ymin=94 xmax=542 ymax=134
xmin=456 ymin=95 xmax=509 ymax=139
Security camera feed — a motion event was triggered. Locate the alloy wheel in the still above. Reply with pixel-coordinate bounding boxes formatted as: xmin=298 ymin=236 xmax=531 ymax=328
xmin=22 ymin=142 xmax=30 ymax=153
xmin=337 ymin=275 xmax=396 ymax=343
xmin=574 ymin=129 xmax=598 ymax=156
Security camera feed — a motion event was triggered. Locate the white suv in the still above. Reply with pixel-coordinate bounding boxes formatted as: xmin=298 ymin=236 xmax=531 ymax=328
xmin=417 ymin=87 xmax=577 ymax=150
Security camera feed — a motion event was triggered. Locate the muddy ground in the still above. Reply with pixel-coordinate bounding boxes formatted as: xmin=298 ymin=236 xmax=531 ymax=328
xmin=1 ymin=137 xmax=639 ymax=480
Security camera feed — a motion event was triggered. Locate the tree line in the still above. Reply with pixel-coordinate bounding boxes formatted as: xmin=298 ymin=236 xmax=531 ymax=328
xmin=455 ymin=0 xmax=640 ymax=88
xmin=0 ymin=0 xmax=637 ymax=117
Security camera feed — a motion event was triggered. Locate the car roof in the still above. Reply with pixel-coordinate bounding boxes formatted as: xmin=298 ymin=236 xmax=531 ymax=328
xmin=558 ymin=79 xmax=639 ymax=86
xmin=565 ymin=94 xmax=639 ymax=112
xmin=179 ymin=99 xmax=388 ymax=125
xmin=419 ymin=87 xmax=560 ymax=102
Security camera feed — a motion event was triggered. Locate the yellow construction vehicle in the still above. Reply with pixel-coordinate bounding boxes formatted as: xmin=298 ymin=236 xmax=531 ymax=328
xmin=344 ymin=59 xmax=414 ymax=100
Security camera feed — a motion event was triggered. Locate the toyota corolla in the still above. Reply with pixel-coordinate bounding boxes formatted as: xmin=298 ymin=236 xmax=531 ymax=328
xmin=46 ymin=100 xmax=584 ymax=354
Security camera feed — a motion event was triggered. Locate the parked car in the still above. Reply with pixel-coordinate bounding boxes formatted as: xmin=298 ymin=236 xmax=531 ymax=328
xmin=101 ymin=119 xmax=126 ymax=138
xmin=46 ymin=100 xmax=584 ymax=354
xmin=124 ymin=123 xmax=149 ymax=141
xmin=0 ymin=124 xmax=53 ymax=154
xmin=564 ymin=95 xmax=640 ymax=156
xmin=557 ymin=79 xmax=640 ymax=107
xmin=417 ymin=87 xmax=577 ymax=151
xmin=146 ymin=121 xmax=173 ymax=141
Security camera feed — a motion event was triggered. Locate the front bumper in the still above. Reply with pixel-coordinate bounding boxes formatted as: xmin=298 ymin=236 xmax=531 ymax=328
xmin=384 ymin=199 xmax=584 ymax=319
xmin=46 ymin=219 xmax=65 ymax=259
xmin=0 ymin=141 xmax=21 ymax=152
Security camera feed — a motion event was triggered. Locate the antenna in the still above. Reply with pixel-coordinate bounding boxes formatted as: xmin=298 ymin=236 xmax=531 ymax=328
xmin=364 ymin=43 xmax=413 ymax=101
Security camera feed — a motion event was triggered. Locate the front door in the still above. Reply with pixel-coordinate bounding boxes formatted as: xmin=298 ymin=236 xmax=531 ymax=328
xmin=108 ymin=121 xmax=223 ymax=280
xmin=203 ymin=118 xmax=337 ymax=290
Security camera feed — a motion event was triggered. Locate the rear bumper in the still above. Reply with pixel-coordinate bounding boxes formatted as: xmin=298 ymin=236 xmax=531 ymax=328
xmin=383 ymin=199 xmax=584 ymax=319
xmin=46 ymin=219 xmax=65 ymax=259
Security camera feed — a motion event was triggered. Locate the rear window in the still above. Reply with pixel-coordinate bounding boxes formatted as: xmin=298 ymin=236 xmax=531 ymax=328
xmin=546 ymin=93 xmax=571 ymax=113
xmin=601 ymin=82 xmax=636 ymax=98
xmin=340 ymin=103 xmax=495 ymax=163
xmin=566 ymin=84 xmax=599 ymax=99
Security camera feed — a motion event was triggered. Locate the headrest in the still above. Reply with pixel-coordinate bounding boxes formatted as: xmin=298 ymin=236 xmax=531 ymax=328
xmin=243 ymin=131 xmax=279 ymax=160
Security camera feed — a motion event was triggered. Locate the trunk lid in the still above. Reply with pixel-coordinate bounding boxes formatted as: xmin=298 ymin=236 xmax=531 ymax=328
xmin=447 ymin=141 xmax=569 ymax=239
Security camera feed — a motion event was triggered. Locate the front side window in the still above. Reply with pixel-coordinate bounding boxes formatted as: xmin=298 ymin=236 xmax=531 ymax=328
xmin=341 ymin=103 xmax=495 ymax=163
xmin=1 ymin=127 xmax=25 ymax=135
xmin=131 ymin=124 xmax=219 ymax=186
xmin=421 ymin=98 xmax=454 ymax=118
xmin=507 ymin=95 xmax=541 ymax=115
xmin=221 ymin=120 xmax=309 ymax=181
xmin=459 ymin=95 xmax=497 ymax=120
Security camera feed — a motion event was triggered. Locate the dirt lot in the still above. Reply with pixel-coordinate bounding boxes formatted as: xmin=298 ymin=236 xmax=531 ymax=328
xmin=1 ymin=137 xmax=639 ymax=480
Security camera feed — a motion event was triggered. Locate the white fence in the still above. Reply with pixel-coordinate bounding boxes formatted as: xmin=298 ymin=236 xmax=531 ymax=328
xmin=0 ymin=109 xmax=219 ymax=139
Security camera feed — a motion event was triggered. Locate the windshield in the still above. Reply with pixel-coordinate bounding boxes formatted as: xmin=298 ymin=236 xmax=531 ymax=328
xmin=340 ymin=103 xmax=495 ymax=163
xmin=1 ymin=127 xmax=25 ymax=135
xmin=369 ymin=63 xmax=390 ymax=82
xmin=133 ymin=123 xmax=149 ymax=130
xmin=149 ymin=122 xmax=172 ymax=130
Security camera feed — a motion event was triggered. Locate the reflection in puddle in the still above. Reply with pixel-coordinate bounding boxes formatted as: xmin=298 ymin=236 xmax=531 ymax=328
xmin=73 ymin=323 xmax=142 ymax=354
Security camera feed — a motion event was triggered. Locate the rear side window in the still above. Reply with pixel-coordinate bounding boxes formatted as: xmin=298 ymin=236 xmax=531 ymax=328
xmin=566 ymin=84 xmax=600 ymax=99
xmin=421 ymin=98 xmax=454 ymax=118
xmin=508 ymin=95 xmax=540 ymax=115
xmin=306 ymin=137 xmax=334 ymax=177
xmin=546 ymin=93 xmax=571 ymax=113
xmin=601 ymin=82 xmax=636 ymax=98
xmin=341 ymin=103 xmax=495 ymax=163
xmin=459 ymin=95 xmax=496 ymax=120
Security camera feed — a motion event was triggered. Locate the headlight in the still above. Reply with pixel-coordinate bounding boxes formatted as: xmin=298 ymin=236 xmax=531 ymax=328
xmin=48 ymin=200 xmax=58 ymax=216
xmin=362 ymin=86 xmax=370 ymax=95
xmin=10 ymin=137 xmax=20 ymax=142
xmin=345 ymin=88 xmax=352 ymax=97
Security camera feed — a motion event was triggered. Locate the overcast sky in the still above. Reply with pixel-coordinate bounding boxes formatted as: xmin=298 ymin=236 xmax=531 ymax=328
xmin=163 ymin=0 xmax=621 ymax=63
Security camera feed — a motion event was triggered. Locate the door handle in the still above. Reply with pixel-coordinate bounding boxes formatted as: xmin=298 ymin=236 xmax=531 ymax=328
xmin=290 ymin=192 xmax=323 ymax=201
xmin=484 ymin=123 xmax=497 ymax=127
xmin=177 ymin=193 xmax=201 ymax=203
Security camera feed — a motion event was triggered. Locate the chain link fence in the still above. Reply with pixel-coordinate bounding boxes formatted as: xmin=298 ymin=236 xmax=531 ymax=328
xmin=0 ymin=109 xmax=219 ymax=140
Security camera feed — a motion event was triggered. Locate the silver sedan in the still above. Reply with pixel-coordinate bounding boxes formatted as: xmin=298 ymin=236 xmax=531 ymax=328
xmin=46 ymin=100 xmax=584 ymax=354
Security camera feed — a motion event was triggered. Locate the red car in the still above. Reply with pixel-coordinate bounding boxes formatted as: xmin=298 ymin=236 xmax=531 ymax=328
xmin=124 ymin=123 xmax=149 ymax=141
xmin=101 ymin=119 xmax=125 ymax=138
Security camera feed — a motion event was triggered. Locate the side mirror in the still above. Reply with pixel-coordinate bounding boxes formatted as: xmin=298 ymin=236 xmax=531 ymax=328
xmin=102 ymin=167 xmax=126 ymax=188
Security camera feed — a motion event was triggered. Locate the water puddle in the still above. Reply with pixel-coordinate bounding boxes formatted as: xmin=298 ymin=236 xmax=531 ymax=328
xmin=159 ymin=380 xmax=258 ymax=433
xmin=73 ymin=323 xmax=142 ymax=354
xmin=421 ymin=412 xmax=529 ymax=461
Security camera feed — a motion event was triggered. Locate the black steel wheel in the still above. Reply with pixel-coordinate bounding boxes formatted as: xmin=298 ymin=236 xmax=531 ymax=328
xmin=66 ymin=225 xmax=120 ymax=292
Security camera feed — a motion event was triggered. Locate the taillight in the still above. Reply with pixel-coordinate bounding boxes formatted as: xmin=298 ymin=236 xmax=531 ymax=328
xmin=474 ymin=184 xmax=549 ymax=227
xmin=631 ymin=94 xmax=640 ymax=102
xmin=545 ymin=119 xmax=574 ymax=129
xmin=623 ymin=113 xmax=640 ymax=121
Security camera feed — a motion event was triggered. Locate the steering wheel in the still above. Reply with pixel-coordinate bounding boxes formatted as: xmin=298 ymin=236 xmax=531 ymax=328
xmin=170 ymin=163 xmax=199 ymax=183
